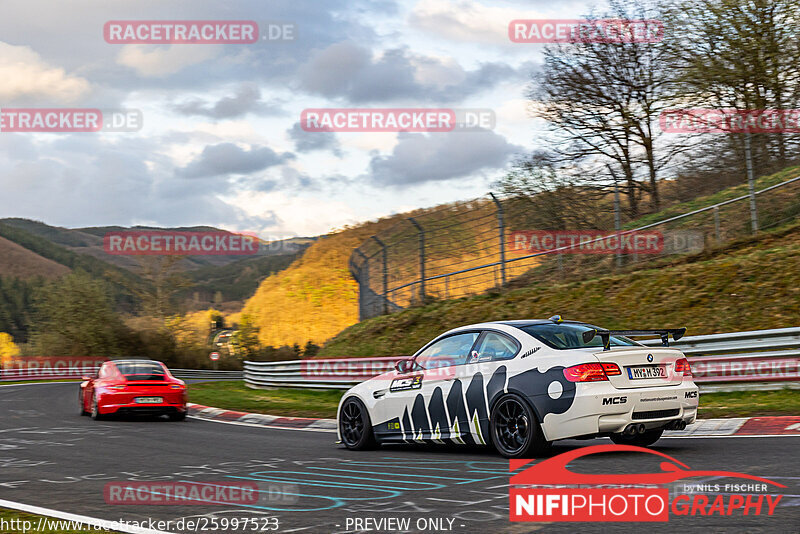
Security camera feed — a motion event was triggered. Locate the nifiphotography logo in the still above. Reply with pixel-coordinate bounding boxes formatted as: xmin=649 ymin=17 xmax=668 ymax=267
xmin=509 ymin=444 xmax=785 ymax=522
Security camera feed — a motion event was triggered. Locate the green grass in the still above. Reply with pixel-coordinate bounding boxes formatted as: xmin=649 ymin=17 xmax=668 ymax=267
xmin=188 ymin=381 xmax=343 ymax=418
xmin=0 ymin=509 xmax=108 ymax=533
xmin=697 ymin=389 xmax=800 ymax=419
xmin=625 ymin=165 xmax=800 ymax=229
xmin=187 ymin=382 xmax=799 ymax=420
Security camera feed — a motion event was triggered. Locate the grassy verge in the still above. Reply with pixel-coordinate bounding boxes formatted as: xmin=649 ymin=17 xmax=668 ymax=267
xmin=0 ymin=509 xmax=107 ymax=533
xmin=697 ymin=389 xmax=800 ymax=419
xmin=188 ymin=382 xmax=798 ymax=420
xmin=188 ymin=381 xmax=343 ymax=418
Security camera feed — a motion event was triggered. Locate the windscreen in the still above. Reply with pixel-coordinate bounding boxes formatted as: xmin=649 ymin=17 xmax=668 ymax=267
xmin=116 ymin=362 xmax=167 ymax=380
xmin=517 ymin=323 xmax=639 ymax=350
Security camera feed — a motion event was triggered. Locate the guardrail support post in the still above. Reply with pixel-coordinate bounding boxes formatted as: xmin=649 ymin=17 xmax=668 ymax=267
xmin=408 ymin=218 xmax=426 ymax=302
xmin=489 ymin=193 xmax=506 ymax=286
xmin=713 ymin=206 xmax=721 ymax=243
xmin=370 ymin=237 xmax=388 ymax=315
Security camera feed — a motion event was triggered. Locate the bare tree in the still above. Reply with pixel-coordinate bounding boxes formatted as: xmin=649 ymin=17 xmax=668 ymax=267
xmin=530 ymin=0 xmax=682 ymax=216
xmin=665 ymin=0 xmax=800 ymax=173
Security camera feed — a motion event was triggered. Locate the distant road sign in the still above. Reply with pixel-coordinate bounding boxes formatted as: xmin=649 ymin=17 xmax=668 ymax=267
xmin=210 ymin=352 xmax=220 ymax=361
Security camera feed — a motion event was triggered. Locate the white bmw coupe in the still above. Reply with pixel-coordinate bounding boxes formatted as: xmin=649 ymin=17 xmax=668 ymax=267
xmin=337 ymin=317 xmax=699 ymax=458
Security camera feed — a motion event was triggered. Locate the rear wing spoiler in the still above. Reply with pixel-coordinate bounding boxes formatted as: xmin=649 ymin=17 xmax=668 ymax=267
xmin=582 ymin=328 xmax=687 ymax=351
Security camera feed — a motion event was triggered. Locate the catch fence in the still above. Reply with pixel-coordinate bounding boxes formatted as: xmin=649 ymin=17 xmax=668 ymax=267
xmin=350 ymin=174 xmax=800 ymax=320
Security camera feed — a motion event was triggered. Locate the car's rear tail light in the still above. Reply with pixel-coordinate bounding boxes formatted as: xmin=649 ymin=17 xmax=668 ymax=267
xmin=674 ymin=358 xmax=692 ymax=376
xmin=563 ymin=363 xmax=609 ymax=382
xmin=170 ymin=384 xmax=185 ymax=390
xmin=108 ymin=385 xmax=126 ymax=390
xmin=601 ymin=362 xmax=621 ymax=376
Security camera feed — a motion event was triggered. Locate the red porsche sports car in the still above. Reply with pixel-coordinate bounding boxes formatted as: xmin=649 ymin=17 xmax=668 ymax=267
xmin=80 ymin=360 xmax=187 ymax=421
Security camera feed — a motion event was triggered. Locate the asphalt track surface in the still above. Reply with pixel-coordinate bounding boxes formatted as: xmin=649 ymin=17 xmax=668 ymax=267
xmin=1 ymin=382 xmax=798 ymax=534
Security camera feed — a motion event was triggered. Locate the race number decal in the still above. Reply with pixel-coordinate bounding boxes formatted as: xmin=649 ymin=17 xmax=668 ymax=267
xmin=390 ymin=375 xmax=423 ymax=392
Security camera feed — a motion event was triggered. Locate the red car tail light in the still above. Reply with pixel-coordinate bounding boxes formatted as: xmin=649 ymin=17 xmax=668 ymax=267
xmin=170 ymin=384 xmax=185 ymax=390
xmin=601 ymin=362 xmax=621 ymax=376
xmin=674 ymin=358 xmax=692 ymax=376
xmin=563 ymin=363 xmax=609 ymax=382
xmin=108 ymin=385 xmax=126 ymax=390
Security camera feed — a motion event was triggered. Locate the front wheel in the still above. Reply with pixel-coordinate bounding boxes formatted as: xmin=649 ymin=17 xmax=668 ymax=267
xmin=610 ymin=428 xmax=664 ymax=447
xmin=339 ymin=397 xmax=377 ymax=450
xmin=490 ymin=394 xmax=550 ymax=458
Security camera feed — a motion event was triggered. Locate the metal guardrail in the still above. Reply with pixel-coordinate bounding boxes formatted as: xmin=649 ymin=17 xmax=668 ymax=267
xmin=245 ymin=327 xmax=800 ymax=393
xmin=171 ymin=369 xmax=243 ymax=380
xmin=244 ymin=358 xmax=399 ymax=389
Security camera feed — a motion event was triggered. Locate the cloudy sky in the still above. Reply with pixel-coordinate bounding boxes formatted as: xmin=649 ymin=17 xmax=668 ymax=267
xmin=0 ymin=0 xmax=594 ymax=238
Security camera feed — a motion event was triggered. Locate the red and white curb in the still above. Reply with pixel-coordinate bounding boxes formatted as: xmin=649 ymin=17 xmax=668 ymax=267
xmin=188 ymin=403 xmax=800 ymax=438
xmin=187 ymin=403 xmax=337 ymax=432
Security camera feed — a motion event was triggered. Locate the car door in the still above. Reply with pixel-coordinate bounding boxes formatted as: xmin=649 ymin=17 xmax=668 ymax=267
xmin=379 ymin=331 xmax=480 ymax=442
xmin=458 ymin=330 xmax=521 ymax=443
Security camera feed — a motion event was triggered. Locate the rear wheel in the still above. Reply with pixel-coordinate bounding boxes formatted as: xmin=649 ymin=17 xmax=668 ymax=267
xmin=339 ymin=397 xmax=377 ymax=450
xmin=169 ymin=411 xmax=187 ymax=422
xmin=490 ymin=394 xmax=550 ymax=458
xmin=610 ymin=428 xmax=664 ymax=447
xmin=90 ymin=395 xmax=105 ymax=421
xmin=79 ymin=391 xmax=88 ymax=416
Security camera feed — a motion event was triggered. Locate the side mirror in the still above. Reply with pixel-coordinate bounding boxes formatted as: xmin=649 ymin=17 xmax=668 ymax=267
xmin=395 ymin=359 xmax=415 ymax=374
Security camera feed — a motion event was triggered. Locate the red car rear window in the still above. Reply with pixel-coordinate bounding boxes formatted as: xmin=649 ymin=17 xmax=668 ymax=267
xmin=116 ymin=362 xmax=166 ymax=380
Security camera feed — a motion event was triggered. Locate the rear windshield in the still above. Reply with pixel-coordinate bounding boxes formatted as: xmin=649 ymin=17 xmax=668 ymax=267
xmin=517 ymin=323 xmax=639 ymax=350
xmin=116 ymin=362 xmax=166 ymax=380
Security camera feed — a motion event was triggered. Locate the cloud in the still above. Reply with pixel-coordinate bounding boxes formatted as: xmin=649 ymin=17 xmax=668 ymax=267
xmin=178 ymin=143 xmax=295 ymax=178
xmin=0 ymin=42 xmax=90 ymax=104
xmin=288 ymin=122 xmax=342 ymax=155
xmin=116 ymin=44 xmax=223 ymax=77
xmin=297 ymin=41 xmax=519 ymax=103
xmin=175 ymin=84 xmax=279 ymax=119
xmin=368 ymin=130 xmax=521 ymax=186
xmin=409 ymin=0 xmax=554 ymax=44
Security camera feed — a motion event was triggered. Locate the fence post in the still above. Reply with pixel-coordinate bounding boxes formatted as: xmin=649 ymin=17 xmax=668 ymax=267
xmin=744 ymin=133 xmax=759 ymax=233
xmin=407 ymin=218 xmax=426 ymax=302
xmin=713 ymin=206 xmax=721 ymax=243
xmin=489 ymin=193 xmax=507 ymax=286
xmin=352 ymin=249 xmax=369 ymax=320
xmin=613 ymin=180 xmax=622 ymax=268
xmin=370 ymin=237 xmax=388 ymax=315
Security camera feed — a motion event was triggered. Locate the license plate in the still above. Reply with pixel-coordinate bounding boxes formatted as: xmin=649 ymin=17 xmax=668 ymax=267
xmin=627 ymin=365 xmax=667 ymax=380
xmin=134 ymin=397 xmax=163 ymax=404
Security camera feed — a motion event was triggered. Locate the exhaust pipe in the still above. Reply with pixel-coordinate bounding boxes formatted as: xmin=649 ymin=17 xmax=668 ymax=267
xmin=664 ymin=419 xmax=687 ymax=431
xmin=623 ymin=423 xmax=638 ymax=436
xmin=637 ymin=424 xmax=646 ymax=434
